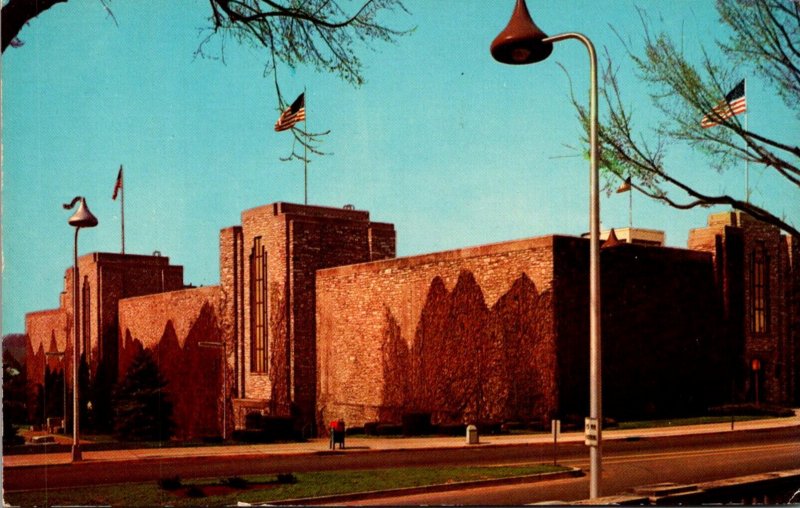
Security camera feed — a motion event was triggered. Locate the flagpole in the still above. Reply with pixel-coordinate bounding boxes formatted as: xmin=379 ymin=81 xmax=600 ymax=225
xmin=274 ymin=91 xmax=308 ymax=203
xmin=304 ymin=88 xmax=308 ymax=205
xmin=119 ymin=165 xmax=126 ymax=254
xmin=744 ymin=79 xmax=750 ymax=204
xmin=628 ymin=181 xmax=633 ymax=230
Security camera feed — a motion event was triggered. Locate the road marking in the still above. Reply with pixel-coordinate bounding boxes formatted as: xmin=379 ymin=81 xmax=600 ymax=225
xmin=560 ymin=442 xmax=799 ymax=467
xmin=496 ymin=442 xmax=799 ymax=469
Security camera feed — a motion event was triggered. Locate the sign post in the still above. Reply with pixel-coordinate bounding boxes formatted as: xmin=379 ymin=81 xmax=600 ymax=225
xmin=551 ymin=419 xmax=561 ymax=466
xmin=585 ymin=417 xmax=599 ymax=447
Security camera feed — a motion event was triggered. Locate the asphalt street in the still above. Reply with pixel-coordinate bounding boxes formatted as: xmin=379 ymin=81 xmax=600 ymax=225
xmin=4 ymin=425 xmax=799 ymax=499
xmin=343 ymin=428 xmax=800 ymax=505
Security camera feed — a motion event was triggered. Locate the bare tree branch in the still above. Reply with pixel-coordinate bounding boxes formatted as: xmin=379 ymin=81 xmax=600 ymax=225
xmin=566 ymin=1 xmax=799 ymax=237
xmin=1 ymin=0 xmax=68 ymax=52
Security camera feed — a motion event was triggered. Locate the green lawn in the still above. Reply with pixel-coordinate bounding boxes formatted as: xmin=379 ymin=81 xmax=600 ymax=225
xmin=5 ymin=464 xmax=568 ymax=507
xmin=616 ymin=414 xmax=771 ymax=430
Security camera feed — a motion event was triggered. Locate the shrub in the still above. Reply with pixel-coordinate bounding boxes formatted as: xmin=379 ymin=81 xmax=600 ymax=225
xmin=375 ymin=424 xmax=402 ymax=436
xmin=221 ymin=476 xmax=249 ymax=489
xmin=112 ymin=349 xmax=175 ymax=442
xmin=185 ymin=485 xmax=206 ymax=498
xmin=364 ymin=421 xmax=379 ymax=435
xmin=345 ymin=426 xmax=364 ymax=435
xmin=477 ymin=421 xmax=502 ymax=435
xmin=402 ymin=413 xmax=432 ymax=436
xmin=434 ymin=423 xmax=465 ymax=436
xmin=234 ymin=415 xmax=296 ymax=442
xmin=276 ymin=473 xmax=297 ymax=484
xmin=157 ymin=476 xmax=182 ymax=490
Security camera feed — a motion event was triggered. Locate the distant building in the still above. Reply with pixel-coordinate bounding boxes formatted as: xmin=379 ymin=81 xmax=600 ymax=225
xmin=23 ymin=203 xmax=798 ymax=439
xmin=596 ymin=228 xmax=666 ymax=247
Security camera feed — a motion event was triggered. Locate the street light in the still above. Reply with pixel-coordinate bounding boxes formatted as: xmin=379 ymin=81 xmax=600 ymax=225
xmin=490 ymin=0 xmax=603 ymax=499
xmin=44 ymin=351 xmax=67 ymax=434
xmin=63 ymin=196 xmax=98 ymax=462
xmin=198 ymin=341 xmax=228 ymax=440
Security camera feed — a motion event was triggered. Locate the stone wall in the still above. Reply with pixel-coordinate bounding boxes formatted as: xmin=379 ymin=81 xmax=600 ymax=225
xmin=689 ymin=211 xmax=798 ymax=405
xmin=25 ymin=308 xmax=70 ymax=419
xmin=219 ymin=226 xmax=244 ymax=402
xmin=553 ymin=236 xmax=722 ymax=420
xmin=233 ymin=203 xmax=396 ymax=434
xmin=19 ymin=204 xmax=797 ymax=441
xmin=316 ymin=236 xmax=558 ymax=429
xmin=118 ymin=286 xmax=225 ymax=439
xmin=317 ymin=234 xmax=725 ymax=430
xmin=24 ymin=253 xmax=185 ymax=424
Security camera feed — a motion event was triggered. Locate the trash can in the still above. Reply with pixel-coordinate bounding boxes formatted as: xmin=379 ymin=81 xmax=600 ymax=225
xmin=330 ymin=419 xmax=346 ymax=449
xmin=466 ymin=424 xmax=479 ymax=445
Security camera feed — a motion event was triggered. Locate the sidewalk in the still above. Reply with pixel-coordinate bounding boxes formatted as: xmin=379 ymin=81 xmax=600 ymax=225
xmin=5 ymin=411 xmax=798 ymax=469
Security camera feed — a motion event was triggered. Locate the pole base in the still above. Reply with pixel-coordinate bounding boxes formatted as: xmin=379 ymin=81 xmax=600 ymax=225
xmin=71 ymin=444 xmax=82 ymax=462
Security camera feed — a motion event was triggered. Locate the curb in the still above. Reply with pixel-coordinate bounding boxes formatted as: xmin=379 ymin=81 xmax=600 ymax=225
xmin=2 ymin=441 xmax=571 ymax=471
xmin=5 ymin=422 xmax=799 ymax=470
xmin=264 ymin=468 xmax=584 ymax=506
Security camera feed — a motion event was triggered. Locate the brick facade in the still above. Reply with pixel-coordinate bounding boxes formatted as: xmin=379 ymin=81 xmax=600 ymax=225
xmin=689 ymin=211 xmax=799 ymax=405
xmin=21 ymin=204 xmax=797 ymax=440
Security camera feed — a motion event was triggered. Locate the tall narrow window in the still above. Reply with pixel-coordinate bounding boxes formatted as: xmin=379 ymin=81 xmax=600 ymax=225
xmin=750 ymin=244 xmax=769 ymax=334
xmin=250 ymin=237 xmax=268 ymax=372
xmin=82 ymin=276 xmax=91 ymax=362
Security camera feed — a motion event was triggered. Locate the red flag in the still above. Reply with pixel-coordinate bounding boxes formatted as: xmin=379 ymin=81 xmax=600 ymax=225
xmin=274 ymin=93 xmax=306 ymax=132
xmin=112 ymin=166 xmax=123 ymax=200
xmin=616 ymin=176 xmax=631 ymax=193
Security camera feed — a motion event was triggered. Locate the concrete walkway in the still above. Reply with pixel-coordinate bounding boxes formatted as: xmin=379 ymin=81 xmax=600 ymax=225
xmin=5 ymin=412 xmax=798 ymax=469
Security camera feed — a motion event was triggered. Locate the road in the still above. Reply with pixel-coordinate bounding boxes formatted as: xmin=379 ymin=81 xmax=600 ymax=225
xmin=4 ymin=426 xmax=799 ymax=502
xmin=347 ymin=428 xmax=800 ymax=505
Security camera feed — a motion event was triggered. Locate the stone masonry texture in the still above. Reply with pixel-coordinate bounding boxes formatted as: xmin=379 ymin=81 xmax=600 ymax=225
xmin=119 ymin=286 xmax=225 ymax=440
xmin=25 ymin=253 xmax=184 ymax=422
xmin=316 ymin=234 xmax=732 ymax=430
xmin=22 ymin=203 xmax=798 ymax=440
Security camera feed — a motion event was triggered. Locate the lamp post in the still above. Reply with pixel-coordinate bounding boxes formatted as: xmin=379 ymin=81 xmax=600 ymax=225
xmin=490 ymin=0 xmax=603 ymax=498
xmin=63 ymin=196 xmax=98 ymax=462
xmin=44 ymin=351 xmax=67 ymax=433
xmin=198 ymin=341 xmax=228 ymax=440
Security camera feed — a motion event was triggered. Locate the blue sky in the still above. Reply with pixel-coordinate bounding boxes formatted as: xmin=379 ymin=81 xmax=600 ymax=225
xmin=3 ymin=1 xmax=798 ymax=334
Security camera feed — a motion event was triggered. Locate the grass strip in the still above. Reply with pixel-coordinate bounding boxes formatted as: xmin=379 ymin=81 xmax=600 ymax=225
xmin=617 ymin=414 xmax=771 ymax=430
xmin=5 ymin=464 xmax=567 ymax=507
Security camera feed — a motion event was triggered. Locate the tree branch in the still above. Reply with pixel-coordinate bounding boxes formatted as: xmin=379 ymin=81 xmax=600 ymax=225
xmin=1 ymin=0 xmax=68 ymax=52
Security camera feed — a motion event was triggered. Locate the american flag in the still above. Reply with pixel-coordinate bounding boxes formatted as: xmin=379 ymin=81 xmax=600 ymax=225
xmin=701 ymin=80 xmax=746 ymax=128
xmin=112 ymin=165 xmax=123 ymax=200
xmin=274 ymin=93 xmax=306 ymax=132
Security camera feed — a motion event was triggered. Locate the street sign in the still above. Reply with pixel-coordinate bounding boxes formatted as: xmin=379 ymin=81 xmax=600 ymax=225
xmin=551 ymin=419 xmax=561 ymax=438
xmin=552 ymin=419 xmax=562 ymax=466
xmin=585 ymin=417 xmax=599 ymax=446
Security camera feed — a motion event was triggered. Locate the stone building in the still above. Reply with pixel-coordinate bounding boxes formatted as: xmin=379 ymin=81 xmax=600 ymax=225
xmin=316 ymin=234 xmax=725 ymax=428
xmin=25 ymin=253 xmax=184 ymax=424
xmin=689 ymin=211 xmax=800 ymax=406
xmin=23 ymin=203 xmax=798 ymax=439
